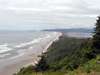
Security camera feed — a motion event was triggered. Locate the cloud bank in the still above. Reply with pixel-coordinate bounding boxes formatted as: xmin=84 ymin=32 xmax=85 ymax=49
xmin=0 ymin=0 xmax=100 ymax=30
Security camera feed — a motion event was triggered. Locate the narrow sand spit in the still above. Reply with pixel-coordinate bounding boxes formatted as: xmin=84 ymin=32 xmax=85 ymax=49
xmin=0 ymin=32 xmax=62 ymax=75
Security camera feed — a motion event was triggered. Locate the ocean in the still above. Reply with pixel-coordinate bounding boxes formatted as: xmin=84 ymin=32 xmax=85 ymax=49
xmin=0 ymin=31 xmax=62 ymax=75
xmin=0 ymin=31 xmax=55 ymax=60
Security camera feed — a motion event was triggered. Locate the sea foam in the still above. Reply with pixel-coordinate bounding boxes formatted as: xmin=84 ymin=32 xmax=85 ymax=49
xmin=15 ymin=34 xmax=51 ymax=48
xmin=0 ymin=44 xmax=12 ymax=54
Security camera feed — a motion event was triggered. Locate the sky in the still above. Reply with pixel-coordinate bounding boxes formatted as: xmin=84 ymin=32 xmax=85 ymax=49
xmin=0 ymin=0 xmax=100 ymax=30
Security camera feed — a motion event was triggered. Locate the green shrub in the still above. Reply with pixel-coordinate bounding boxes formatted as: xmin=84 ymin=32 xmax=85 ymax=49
xmin=15 ymin=65 xmax=34 ymax=75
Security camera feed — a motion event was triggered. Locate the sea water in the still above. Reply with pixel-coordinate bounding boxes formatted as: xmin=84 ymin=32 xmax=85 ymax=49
xmin=0 ymin=31 xmax=54 ymax=59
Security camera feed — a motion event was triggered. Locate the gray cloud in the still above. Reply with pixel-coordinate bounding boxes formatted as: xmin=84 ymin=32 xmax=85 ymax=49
xmin=0 ymin=0 xmax=100 ymax=30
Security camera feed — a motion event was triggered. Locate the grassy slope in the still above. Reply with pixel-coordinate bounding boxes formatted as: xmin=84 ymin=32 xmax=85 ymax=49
xmin=66 ymin=55 xmax=100 ymax=75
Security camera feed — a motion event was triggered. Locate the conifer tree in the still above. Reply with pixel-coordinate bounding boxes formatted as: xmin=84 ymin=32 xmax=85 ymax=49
xmin=92 ymin=16 xmax=100 ymax=54
xmin=35 ymin=53 xmax=49 ymax=72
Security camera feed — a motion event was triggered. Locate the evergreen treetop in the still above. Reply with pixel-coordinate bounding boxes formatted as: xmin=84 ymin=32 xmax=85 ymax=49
xmin=92 ymin=16 xmax=100 ymax=54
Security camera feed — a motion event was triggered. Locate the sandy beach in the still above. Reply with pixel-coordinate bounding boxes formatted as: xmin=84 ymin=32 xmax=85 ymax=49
xmin=0 ymin=32 xmax=62 ymax=75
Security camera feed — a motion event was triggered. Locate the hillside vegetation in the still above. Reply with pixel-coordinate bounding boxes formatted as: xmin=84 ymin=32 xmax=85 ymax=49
xmin=45 ymin=36 xmax=93 ymax=71
xmin=14 ymin=36 xmax=100 ymax=75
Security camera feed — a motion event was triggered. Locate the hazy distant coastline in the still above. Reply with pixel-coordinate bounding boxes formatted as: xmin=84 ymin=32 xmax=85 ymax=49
xmin=43 ymin=28 xmax=93 ymax=38
xmin=43 ymin=28 xmax=93 ymax=33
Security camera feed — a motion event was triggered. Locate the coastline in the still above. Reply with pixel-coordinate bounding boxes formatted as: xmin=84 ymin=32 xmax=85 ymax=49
xmin=0 ymin=32 xmax=62 ymax=75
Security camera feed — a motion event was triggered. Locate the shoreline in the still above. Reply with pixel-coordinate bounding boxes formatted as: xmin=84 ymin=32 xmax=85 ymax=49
xmin=0 ymin=32 xmax=62 ymax=75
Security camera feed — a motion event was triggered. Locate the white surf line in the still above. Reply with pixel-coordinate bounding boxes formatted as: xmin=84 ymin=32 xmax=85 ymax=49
xmin=43 ymin=32 xmax=62 ymax=53
xmin=32 ymin=32 xmax=62 ymax=66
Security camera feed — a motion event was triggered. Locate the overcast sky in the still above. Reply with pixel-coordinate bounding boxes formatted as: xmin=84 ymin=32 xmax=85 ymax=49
xmin=0 ymin=0 xmax=100 ymax=30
